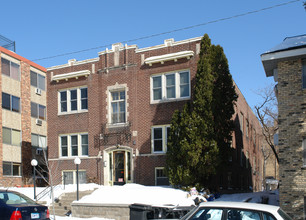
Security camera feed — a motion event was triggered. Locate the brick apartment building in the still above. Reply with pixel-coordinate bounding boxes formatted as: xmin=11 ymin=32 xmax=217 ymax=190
xmin=0 ymin=46 xmax=47 ymax=186
xmin=47 ymin=36 xmax=263 ymax=191
xmin=261 ymin=34 xmax=306 ymax=220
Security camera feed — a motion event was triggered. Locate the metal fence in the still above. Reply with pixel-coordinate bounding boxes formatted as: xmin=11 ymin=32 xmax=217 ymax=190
xmin=0 ymin=34 xmax=15 ymax=52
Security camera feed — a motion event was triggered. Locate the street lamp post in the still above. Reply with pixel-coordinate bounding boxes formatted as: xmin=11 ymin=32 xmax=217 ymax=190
xmin=31 ymin=159 xmax=38 ymax=200
xmin=74 ymin=157 xmax=81 ymax=201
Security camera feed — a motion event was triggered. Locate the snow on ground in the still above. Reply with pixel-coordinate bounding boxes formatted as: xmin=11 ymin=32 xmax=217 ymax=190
xmin=77 ymin=183 xmax=194 ymax=207
xmin=0 ymin=183 xmax=99 ymax=206
xmin=1 ymin=183 xmax=279 ymax=220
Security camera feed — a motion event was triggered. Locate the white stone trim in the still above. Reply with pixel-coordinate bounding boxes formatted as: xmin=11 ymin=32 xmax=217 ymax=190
xmin=98 ymin=44 xmax=138 ymax=55
xmin=106 ymin=83 xmax=128 ymax=126
xmin=52 ymin=70 xmax=90 ymax=82
xmin=47 ymin=58 xmax=99 ymax=71
xmin=136 ymin=36 xmax=202 ymax=53
xmin=144 ymin=51 xmax=194 ymax=66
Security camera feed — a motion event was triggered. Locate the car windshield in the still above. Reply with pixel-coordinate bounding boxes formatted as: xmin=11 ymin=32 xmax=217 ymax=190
xmin=181 ymin=205 xmax=198 ymax=219
xmin=0 ymin=191 xmax=37 ymax=205
xmin=277 ymin=208 xmax=293 ymax=220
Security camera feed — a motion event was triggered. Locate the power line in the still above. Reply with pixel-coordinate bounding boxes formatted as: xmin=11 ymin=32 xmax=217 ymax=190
xmin=33 ymin=0 xmax=301 ymax=62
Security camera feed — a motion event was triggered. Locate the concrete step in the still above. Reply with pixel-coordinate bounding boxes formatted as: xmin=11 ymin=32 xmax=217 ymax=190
xmin=49 ymin=189 xmax=96 ymax=216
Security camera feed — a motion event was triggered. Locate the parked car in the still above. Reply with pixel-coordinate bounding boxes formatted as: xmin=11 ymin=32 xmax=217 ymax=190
xmin=0 ymin=190 xmax=50 ymax=220
xmin=181 ymin=201 xmax=292 ymax=220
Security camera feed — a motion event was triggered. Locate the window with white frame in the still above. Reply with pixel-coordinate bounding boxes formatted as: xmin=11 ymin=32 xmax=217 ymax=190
xmin=155 ymin=167 xmax=169 ymax=186
xmin=58 ymin=87 xmax=88 ymax=114
xmin=63 ymin=170 xmax=87 ymax=184
xmin=152 ymin=125 xmax=170 ymax=153
xmin=31 ymin=134 xmax=47 ymax=149
xmin=151 ymin=70 xmax=190 ymax=103
xmin=31 ymin=102 xmax=46 ymax=120
xmin=1 ymin=57 xmax=20 ymax=81
xmin=2 ymin=92 xmax=20 ymax=113
xmin=2 ymin=127 xmax=20 ymax=146
xmin=110 ymin=90 xmax=126 ymax=124
xmin=30 ymin=71 xmax=45 ymax=90
xmin=60 ymin=133 xmax=88 ymax=157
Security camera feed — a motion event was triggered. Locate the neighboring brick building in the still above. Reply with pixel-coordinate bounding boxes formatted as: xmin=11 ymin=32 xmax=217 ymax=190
xmin=0 ymin=46 xmax=47 ymax=186
xmin=261 ymin=34 xmax=306 ymax=220
xmin=47 ymin=37 xmax=263 ymax=192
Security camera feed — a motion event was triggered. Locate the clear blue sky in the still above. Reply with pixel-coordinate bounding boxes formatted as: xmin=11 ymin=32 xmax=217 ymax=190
xmin=1 ymin=0 xmax=305 ymax=109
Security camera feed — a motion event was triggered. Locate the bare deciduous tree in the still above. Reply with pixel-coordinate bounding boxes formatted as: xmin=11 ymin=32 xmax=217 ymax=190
xmin=254 ymin=84 xmax=279 ymax=163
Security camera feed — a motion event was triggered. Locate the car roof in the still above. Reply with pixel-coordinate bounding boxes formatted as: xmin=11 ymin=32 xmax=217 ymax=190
xmin=198 ymin=201 xmax=280 ymax=212
xmin=0 ymin=190 xmax=20 ymax=193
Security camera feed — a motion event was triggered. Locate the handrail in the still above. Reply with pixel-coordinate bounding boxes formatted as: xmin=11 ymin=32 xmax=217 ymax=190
xmin=36 ymin=178 xmax=63 ymax=201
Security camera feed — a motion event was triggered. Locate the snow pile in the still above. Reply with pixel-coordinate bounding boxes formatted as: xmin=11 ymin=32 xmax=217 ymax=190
xmin=1 ymin=183 xmax=280 ymax=220
xmin=77 ymin=183 xmax=194 ymax=207
xmin=0 ymin=183 xmax=99 ymax=206
xmin=216 ymin=190 xmax=279 ymax=206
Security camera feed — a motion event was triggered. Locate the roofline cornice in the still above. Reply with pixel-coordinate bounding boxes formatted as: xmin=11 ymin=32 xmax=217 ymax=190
xmin=47 ymin=57 xmax=99 ymax=71
xmin=0 ymin=46 xmax=46 ymax=72
xmin=136 ymin=36 xmax=202 ymax=53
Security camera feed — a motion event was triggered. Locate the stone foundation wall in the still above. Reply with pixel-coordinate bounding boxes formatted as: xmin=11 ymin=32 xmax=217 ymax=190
xmin=71 ymin=203 xmax=130 ymax=220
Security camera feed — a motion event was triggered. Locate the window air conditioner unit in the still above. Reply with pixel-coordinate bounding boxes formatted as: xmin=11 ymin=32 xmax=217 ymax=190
xmin=36 ymin=119 xmax=42 ymax=126
xmin=36 ymin=148 xmax=43 ymax=155
xmin=35 ymin=88 xmax=42 ymax=95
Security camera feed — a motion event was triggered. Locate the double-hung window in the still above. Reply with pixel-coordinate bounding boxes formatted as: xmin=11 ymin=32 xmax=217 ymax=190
xmin=152 ymin=125 xmax=170 ymax=153
xmin=151 ymin=70 xmax=190 ymax=103
xmin=30 ymin=71 xmax=45 ymax=90
xmin=59 ymin=87 xmax=88 ymax=114
xmin=3 ymin=162 xmax=20 ymax=176
xmin=31 ymin=134 xmax=47 ymax=149
xmin=31 ymin=102 xmax=46 ymax=120
xmin=60 ymin=133 xmax=88 ymax=157
xmin=155 ymin=167 xmax=169 ymax=186
xmin=2 ymin=92 xmax=20 ymax=113
xmin=1 ymin=57 xmax=20 ymax=81
xmin=2 ymin=127 xmax=21 ymax=146
xmin=110 ymin=90 xmax=126 ymax=124
xmin=63 ymin=170 xmax=87 ymax=184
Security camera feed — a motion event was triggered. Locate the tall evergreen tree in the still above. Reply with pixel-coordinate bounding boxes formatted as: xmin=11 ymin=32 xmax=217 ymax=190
xmin=166 ymin=34 xmax=237 ymax=188
xmin=210 ymin=45 xmax=238 ymax=168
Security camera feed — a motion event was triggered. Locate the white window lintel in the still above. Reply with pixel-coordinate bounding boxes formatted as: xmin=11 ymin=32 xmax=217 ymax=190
xmin=144 ymin=51 xmax=194 ymax=66
xmin=52 ymin=70 xmax=90 ymax=82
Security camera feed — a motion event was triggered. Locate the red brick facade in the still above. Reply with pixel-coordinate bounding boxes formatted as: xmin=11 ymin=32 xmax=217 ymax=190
xmin=47 ymin=37 xmax=263 ymax=191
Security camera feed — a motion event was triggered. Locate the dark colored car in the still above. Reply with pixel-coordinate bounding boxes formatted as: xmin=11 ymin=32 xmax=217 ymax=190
xmin=0 ymin=190 xmax=49 ymax=220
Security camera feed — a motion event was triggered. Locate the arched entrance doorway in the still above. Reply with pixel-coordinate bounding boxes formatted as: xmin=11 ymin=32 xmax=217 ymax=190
xmin=104 ymin=146 xmax=133 ymax=186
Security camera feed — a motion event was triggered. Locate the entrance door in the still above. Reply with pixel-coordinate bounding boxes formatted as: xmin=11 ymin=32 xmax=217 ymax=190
xmin=113 ymin=151 xmax=125 ymax=185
